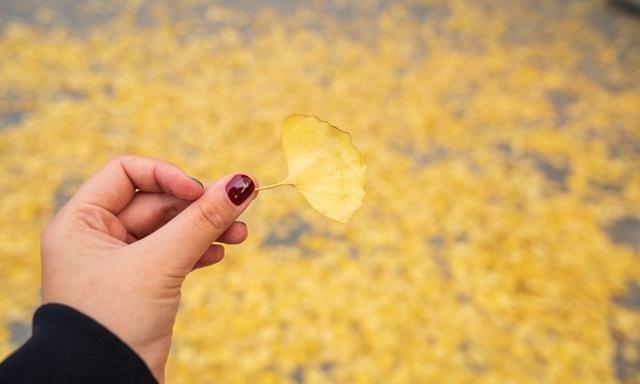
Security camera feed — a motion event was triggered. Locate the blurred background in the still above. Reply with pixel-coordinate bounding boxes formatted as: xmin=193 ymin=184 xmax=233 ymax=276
xmin=1 ymin=0 xmax=639 ymax=382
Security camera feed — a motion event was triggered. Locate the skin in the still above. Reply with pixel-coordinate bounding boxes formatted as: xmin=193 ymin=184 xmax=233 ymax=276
xmin=40 ymin=155 xmax=258 ymax=383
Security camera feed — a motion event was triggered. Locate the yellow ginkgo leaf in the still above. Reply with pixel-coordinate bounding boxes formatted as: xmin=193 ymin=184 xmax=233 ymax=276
xmin=257 ymin=115 xmax=366 ymax=222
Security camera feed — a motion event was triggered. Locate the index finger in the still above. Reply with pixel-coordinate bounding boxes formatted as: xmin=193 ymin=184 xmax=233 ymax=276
xmin=69 ymin=155 xmax=204 ymax=214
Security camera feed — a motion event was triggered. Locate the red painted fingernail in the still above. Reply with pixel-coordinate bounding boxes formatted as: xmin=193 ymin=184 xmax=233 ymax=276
xmin=225 ymin=174 xmax=255 ymax=206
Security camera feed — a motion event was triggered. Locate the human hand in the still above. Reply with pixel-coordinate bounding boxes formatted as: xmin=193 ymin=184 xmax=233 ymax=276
xmin=40 ymin=155 xmax=258 ymax=383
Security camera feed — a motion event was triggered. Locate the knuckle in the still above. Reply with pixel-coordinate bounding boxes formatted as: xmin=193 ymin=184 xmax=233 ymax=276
xmin=193 ymin=199 xmax=231 ymax=233
xmin=73 ymin=204 xmax=103 ymax=230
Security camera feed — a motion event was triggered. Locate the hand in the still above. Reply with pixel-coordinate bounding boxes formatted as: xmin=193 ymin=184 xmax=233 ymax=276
xmin=40 ymin=155 xmax=258 ymax=383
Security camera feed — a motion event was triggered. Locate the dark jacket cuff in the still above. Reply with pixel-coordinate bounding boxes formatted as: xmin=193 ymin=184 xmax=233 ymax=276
xmin=0 ymin=303 xmax=157 ymax=383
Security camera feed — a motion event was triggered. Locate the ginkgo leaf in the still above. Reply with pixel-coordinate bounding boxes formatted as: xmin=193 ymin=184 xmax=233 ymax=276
xmin=257 ymin=114 xmax=366 ymax=223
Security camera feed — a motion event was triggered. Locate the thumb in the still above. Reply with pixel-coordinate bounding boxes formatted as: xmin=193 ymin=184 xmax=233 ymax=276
xmin=140 ymin=174 xmax=257 ymax=270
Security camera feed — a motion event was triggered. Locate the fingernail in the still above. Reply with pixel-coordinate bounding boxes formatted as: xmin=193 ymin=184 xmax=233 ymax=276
xmin=225 ymin=174 xmax=255 ymax=206
xmin=190 ymin=177 xmax=204 ymax=188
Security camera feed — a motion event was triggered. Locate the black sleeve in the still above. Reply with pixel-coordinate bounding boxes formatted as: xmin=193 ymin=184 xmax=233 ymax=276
xmin=0 ymin=303 xmax=157 ymax=384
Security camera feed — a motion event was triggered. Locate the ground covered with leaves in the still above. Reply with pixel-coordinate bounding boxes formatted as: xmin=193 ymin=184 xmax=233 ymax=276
xmin=0 ymin=0 xmax=639 ymax=382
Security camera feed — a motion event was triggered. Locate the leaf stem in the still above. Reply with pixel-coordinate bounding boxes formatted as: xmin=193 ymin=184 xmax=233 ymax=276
xmin=255 ymin=181 xmax=291 ymax=191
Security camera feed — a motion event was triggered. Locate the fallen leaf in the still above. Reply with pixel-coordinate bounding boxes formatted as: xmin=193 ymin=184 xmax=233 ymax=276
xmin=257 ymin=115 xmax=366 ymax=223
